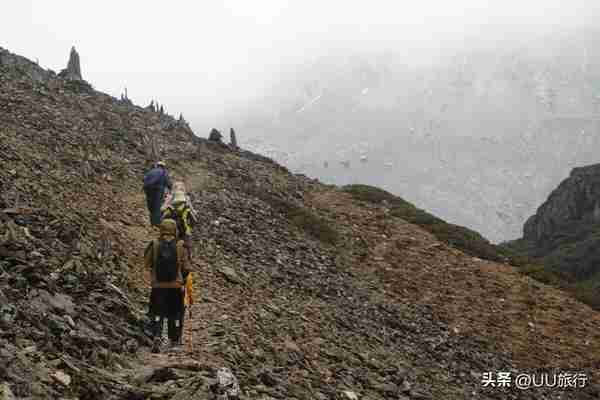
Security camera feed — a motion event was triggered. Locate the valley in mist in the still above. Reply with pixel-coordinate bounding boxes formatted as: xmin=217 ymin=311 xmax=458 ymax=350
xmin=219 ymin=24 xmax=600 ymax=243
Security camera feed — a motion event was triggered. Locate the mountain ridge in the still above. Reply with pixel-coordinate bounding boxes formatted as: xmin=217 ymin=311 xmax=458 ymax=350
xmin=1 ymin=46 xmax=600 ymax=399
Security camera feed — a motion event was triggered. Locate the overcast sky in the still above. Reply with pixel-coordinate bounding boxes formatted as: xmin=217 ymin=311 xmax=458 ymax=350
xmin=3 ymin=1 xmax=598 ymax=133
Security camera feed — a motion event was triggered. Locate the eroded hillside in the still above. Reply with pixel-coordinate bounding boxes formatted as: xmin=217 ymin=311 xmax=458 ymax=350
xmin=1 ymin=47 xmax=600 ymax=400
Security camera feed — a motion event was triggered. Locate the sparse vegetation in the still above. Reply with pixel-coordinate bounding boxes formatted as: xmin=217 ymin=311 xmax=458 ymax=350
xmin=572 ymin=279 xmax=600 ymax=310
xmin=342 ymin=184 xmax=600 ymax=311
xmin=340 ymin=184 xmax=402 ymax=204
xmin=503 ymin=224 xmax=600 ymax=310
xmin=246 ymin=186 xmax=339 ymax=245
xmin=343 ymin=184 xmax=511 ymax=262
xmin=286 ymin=203 xmax=339 ymax=245
xmin=519 ymin=264 xmax=568 ymax=286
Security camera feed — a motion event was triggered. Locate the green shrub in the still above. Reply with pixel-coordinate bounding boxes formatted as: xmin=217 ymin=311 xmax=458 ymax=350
xmin=342 ymin=184 xmax=401 ymax=204
xmin=572 ymin=279 xmax=600 ymax=310
xmin=287 ymin=205 xmax=339 ymax=245
xmin=520 ymin=264 xmax=565 ymax=286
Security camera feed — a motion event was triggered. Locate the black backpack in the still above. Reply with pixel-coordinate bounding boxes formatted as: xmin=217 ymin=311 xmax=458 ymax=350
xmin=153 ymin=239 xmax=178 ymax=282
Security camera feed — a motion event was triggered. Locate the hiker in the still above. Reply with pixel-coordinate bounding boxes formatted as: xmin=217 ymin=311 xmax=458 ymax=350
xmin=179 ymin=269 xmax=194 ymax=345
xmin=143 ymin=161 xmax=173 ymax=226
xmin=145 ymin=219 xmax=189 ymax=352
xmin=161 ymin=183 xmax=194 ymax=262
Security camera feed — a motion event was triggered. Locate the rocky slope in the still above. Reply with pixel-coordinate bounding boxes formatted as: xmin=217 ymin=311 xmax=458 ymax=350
xmin=0 ymin=46 xmax=200 ymax=398
xmin=2 ymin=47 xmax=600 ymax=399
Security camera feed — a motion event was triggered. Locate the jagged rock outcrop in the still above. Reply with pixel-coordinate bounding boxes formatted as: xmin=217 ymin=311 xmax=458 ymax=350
xmin=120 ymin=95 xmax=133 ymax=106
xmin=118 ymin=87 xmax=134 ymax=106
xmin=209 ymin=128 xmax=223 ymax=143
xmin=230 ymin=128 xmax=238 ymax=149
xmin=145 ymin=100 xmax=156 ymax=112
xmin=177 ymin=114 xmax=191 ymax=131
xmin=503 ymin=163 xmax=600 ymax=284
xmin=523 ymin=163 xmax=600 ymax=245
xmin=58 ymin=46 xmax=82 ymax=81
xmin=2 ymin=47 xmax=190 ymax=136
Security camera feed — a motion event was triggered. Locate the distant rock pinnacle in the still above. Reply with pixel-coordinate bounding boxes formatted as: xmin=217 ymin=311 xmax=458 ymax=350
xmin=59 ymin=46 xmax=82 ymax=81
xmin=230 ymin=128 xmax=238 ymax=149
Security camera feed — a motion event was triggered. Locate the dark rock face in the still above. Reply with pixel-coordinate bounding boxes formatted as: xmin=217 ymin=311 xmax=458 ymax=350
xmin=512 ymin=163 xmax=600 ymax=282
xmin=230 ymin=128 xmax=238 ymax=149
xmin=523 ymin=163 xmax=600 ymax=245
xmin=58 ymin=46 xmax=82 ymax=81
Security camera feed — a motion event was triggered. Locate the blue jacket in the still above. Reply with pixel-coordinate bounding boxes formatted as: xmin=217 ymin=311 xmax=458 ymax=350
xmin=143 ymin=167 xmax=173 ymax=191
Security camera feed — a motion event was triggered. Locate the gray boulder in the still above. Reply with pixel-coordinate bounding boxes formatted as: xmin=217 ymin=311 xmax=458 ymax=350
xmin=209 ymin=129 xmax=223 ymax=143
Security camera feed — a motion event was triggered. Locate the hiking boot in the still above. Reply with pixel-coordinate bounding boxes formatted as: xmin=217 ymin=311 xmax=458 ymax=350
xmin=169 ymin=341 xmax=184 ymax=353
xmin=151 ymin=337 xmax=161 ymax=353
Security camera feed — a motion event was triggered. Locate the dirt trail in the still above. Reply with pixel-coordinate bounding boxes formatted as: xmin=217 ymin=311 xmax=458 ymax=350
xmin=113 ymin=164 xmax=229 ymax=393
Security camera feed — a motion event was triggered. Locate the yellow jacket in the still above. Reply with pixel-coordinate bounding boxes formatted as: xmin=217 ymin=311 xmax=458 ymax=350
xmin=161 ymin=203 xmax=193 ymax=237
xmin=183 ymin=272 xmax=194 ymax=306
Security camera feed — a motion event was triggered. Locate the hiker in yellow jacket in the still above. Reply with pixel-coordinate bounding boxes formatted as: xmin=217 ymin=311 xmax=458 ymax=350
xmin=161 ymin=184 xmax=194 ymax=262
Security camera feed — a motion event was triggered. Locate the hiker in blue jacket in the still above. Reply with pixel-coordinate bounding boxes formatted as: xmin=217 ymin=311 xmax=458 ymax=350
xmin=143 ymin=161 xmax=173 ymax=226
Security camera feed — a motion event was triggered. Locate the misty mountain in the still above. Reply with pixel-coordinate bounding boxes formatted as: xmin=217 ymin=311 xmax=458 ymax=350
xmin=8 ymin=43 xmax=600 ymax=398
xmin=227 ymin=25 xmax=600 ymax=243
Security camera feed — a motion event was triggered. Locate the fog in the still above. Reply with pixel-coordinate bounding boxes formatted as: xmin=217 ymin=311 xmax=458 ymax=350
xmin=3 ymin=1 xmax=600 ymax=242
xmin=3 ymin=1 xmax=598 ymax=126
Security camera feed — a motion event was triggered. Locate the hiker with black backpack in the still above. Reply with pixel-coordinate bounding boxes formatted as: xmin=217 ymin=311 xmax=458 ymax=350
xmin=143 ymin=161 xmax=173 ymax=226
xmin=145 ymin=218 xmax=189 ymax=352
xmin=161 ymin=183 xmax=195 ymax=262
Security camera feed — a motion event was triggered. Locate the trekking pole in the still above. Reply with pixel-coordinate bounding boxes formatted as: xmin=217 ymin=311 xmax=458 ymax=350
xmin=188 ymin=308 xmax=194 ymax=352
